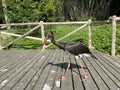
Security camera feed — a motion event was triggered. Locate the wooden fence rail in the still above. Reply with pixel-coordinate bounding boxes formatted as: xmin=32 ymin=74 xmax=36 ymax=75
xmin=0 ymin=20 xmax=92 ymax=50
xmin=3 ymin=24 xmax=41 ymax=49
xmin=0 ymin=31 xmax=51 ymax=42
xmin=45 ymin=23 xmax=89 ymax=48
xmin=0 ymin=21 xmax=88 ymax=27
xmin=0 ymin=16 xmax=120 ymax=56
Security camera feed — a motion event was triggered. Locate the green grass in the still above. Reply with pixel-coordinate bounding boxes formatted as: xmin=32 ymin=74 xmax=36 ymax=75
xmin=2 ymin=23 xmax=120 ymax=55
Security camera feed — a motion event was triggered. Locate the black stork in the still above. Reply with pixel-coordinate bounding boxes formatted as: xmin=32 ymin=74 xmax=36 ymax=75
xmin=41 ymin=31 xmax=97 ymax=81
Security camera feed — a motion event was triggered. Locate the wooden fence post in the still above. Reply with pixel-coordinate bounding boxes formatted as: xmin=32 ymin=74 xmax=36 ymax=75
xmin=40 ymin=21 xmax=45 ymax=48
xmin=0 ymin=32 xmax=2 ymax=50
xmin=88 ymin=19 xmax=92 ymax=49
xmin=111 ymin=15 xmax=117 ymax=56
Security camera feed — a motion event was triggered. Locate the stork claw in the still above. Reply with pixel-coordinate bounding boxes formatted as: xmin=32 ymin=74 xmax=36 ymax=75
xmin=60 ymin=76 xmax=66 ymax=81
xmin=82 ymin=75 xmax=88 ymax=81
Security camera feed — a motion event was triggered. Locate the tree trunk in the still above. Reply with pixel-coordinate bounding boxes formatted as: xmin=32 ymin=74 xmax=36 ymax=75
xmin=2 ymin=0 xmax=11 ymax=29
xmin=58 ymin=0 xmax=112 ymax=20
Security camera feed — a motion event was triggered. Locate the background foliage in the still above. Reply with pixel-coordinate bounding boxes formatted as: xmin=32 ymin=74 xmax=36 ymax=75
xmin=2 ymin=24 xmax=120 ymax=55
xmin=0 ymin=0 xmax=120 ymax=23
xmin=0 ymin=0 xmax=120 ymax=55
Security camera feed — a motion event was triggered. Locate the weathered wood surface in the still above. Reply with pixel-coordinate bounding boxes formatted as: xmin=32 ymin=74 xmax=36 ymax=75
xmin=1 ymin=31 xmax=51 ymax=42
xmin=0 ymin=49 xmax=119 ymax=90
xmin=0 ymin=21 xmax=88 ymax=27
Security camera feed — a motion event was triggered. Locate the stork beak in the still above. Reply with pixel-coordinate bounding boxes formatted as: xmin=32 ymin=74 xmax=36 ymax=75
xmin=41 ymin=35 xmax=49 ymax=49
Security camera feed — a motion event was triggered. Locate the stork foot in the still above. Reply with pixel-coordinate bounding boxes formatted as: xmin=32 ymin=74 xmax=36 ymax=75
xmin=82 ymin=75 xmax=88 ymax=81
xmin=60 ymin=76 xmax=66 ymax=81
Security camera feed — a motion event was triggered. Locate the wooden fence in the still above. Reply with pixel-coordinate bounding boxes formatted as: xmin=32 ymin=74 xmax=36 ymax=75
xmin=0 ymin=20 xmax=92 ymax=50
xmin=0 ymin=15 xmax=120 ymax=56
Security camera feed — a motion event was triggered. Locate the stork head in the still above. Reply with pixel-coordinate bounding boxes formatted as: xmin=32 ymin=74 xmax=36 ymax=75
xmin=45 ymin=31 xmax=53 ymax=39
xmin=41 ymin=31 xmax=53 ymax=48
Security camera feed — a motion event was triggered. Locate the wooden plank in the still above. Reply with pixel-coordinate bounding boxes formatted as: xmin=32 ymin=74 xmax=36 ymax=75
xmin=0 ymin=51 xmax=17 ymax=66
xmin=81 ymin=56 xmax=99 ymax=90
xmin=84 ymin=56 xmax=109 ymax=90
xmin=7 ymin=50 xmax=49 ymax=90
xmin=0 ymin=50 xmax=40 ymax=89
xmin=0 ymin=50 xmax=31 ymax=66
xmin=0 ymin=50 xmax=119 ymax=90
xmin=0 ymin=50 xmax=37 ymax=87
xmin=94 ymin=51 xmax=120 ymax=74
xmin=71 ymin=55 xmax=84 ymax=90
xmin=0 ymin=50 xmax=36 ymax=77
xmin=0 ymin=51 xmax=7 ymax=61
xmin=53 ymin=49 xmax=64 ymax=90
xmin=112 ymin=56 xmax=120 ymax=64
xmin=25 ymin=50 xmax=51 ymax=90
xmin=93 ymin=51 xmax=120 ymax=87
xmin=32 ymin=50 xmax=57 ymax=90
xmin=88 ymin=53 xmax=118 ymax=90
xmin=0 ymin=51 xmax=27 ymax=70
xmin=0 ymin=50 xmax=36 ymax=67
xmin=0 ymin=50 xmax=20 ymax=63
xmin=95 ymin=51 xmax=120 ymax=70
xmin=61 ymin=52 xmax=74 ymax=90
xmin=42 ymin=49 xmax=62 ymax=89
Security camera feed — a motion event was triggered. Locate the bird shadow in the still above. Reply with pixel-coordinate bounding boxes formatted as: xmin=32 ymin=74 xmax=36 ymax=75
xmin=46 ymin=62 xmax=88 ymax=77
xmin=47 ymin=62 xmax=87 ymax=69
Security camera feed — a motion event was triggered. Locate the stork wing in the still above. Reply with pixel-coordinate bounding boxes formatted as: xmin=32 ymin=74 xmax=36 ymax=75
xmin=65 ymin=42 xmax=90 ymax=55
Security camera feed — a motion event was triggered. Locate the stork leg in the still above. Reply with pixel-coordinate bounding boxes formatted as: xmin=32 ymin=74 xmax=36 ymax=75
xmin=77 ymin=57 xmax=88 ymax=81
xmin=60 ymin=57 xmax=71 ymax=81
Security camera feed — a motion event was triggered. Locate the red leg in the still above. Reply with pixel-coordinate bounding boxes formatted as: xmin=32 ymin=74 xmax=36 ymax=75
xmin=60 ymin=57 xmax=71 ymax=81
xmin=78 ymin=58 xmax=88 ymax=81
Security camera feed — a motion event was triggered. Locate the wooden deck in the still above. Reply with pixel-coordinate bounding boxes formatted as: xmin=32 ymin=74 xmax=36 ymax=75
xmin=0 ymin=49 xmax=119 ymax=90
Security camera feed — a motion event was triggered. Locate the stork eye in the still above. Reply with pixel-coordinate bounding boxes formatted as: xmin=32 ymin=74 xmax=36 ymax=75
xmin=45 ymin=33 xmax=49 ymax=37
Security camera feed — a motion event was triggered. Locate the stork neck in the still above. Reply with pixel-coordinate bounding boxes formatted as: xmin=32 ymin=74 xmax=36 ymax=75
xmin=51 ymin=37 xmax=65 ymax=49
xmin=49 ymin=34 xmax=55 ymax=44
xmin=51 ymin=37 xmax=57 ymax=45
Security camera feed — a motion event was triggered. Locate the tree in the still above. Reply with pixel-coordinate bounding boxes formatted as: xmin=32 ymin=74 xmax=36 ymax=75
xmin=0 ymin=0 xmax=119 ymax=23
xmin=1 ymin=0 xmax=10 ymax=29
xmin=6 ymin=0 xmax=39 ymax=23
xmin=60 ymin=0 xmax=112 ymax=20
xmin=0 ymin=0 xmax=4 ymax=23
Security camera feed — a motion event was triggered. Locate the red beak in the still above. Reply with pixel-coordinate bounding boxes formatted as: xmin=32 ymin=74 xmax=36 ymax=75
xmin=41 ymin=35 xmax=49 ymax=49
